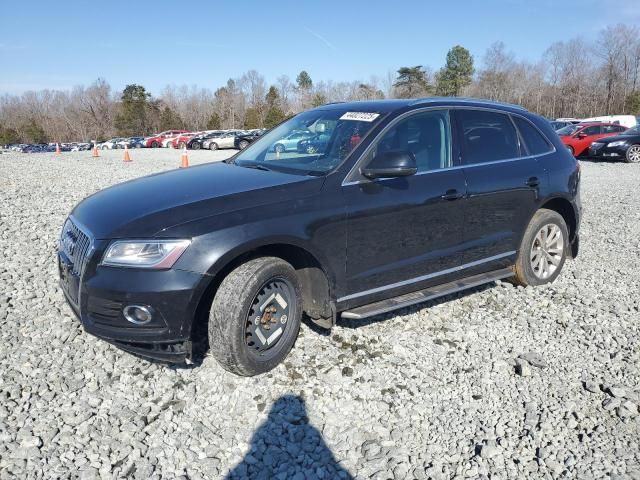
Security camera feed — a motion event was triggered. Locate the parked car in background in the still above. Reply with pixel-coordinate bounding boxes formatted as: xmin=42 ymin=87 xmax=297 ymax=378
xmin=203 ymin=132 xmax=237 ymax=150
xmin=271 ymin=130 xmax=315 ymax=153
xmin=144 ymin=130 xmax=190 ymax=148
xmin=171 ymin=132 xmax=200 ymax=149
xmin=58 ymin=98 xmax=581 ymax=376
xmin=550 ymin=120 xmax=578 ymax=131
xmin=187 ymin=132 xmax=218 ymax=150
xmin=116 ymin=137 xmax=145 ymax=149
xmin=558 ymin=122 xmax=627 ymax=156
xmin=588 ymin=125 xmax=640 ymax=163
xmin=98 ymin=138 xmax=126 ymax=150
xmin=581 ymin=115 xmax=637 ymax=129
xmin=234 ymin=130 xmax=265 ymax=150
xmin=297 ymin=132 xmax=331 ymax=153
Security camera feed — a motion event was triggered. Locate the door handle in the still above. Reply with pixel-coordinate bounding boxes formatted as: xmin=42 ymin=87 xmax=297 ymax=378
xmin=525 ymin=177 xmax=540 ymax=188
xmin=441 ymin=189 xmax=464 ymax=201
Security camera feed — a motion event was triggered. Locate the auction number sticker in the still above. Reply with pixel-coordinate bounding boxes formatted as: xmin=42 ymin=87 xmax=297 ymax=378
xmin=339 ymin=112 xmax=380 ymax=122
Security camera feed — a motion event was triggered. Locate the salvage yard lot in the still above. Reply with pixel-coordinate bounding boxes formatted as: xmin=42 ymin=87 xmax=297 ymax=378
xmin=0 ymin=149 xmax=639 ymax=479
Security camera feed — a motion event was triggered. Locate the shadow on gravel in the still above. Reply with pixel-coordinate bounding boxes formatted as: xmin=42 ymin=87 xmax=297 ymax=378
xmin=338 ymin=282 xmax=496 ymax=329
xmin=226 ymin=394 xmax=353 ymax=480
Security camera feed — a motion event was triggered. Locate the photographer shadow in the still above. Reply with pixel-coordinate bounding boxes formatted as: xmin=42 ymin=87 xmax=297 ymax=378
xmin=226 ymin=394 xmax=353 ymax=480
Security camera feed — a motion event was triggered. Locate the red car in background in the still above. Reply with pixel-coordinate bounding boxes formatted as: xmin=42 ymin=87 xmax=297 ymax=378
xmin=170 ymin=132 xmax=199 ymax=149
xmin=558 ymin=122 xmax=627 ymax=156
xmin=144 ymin=130 xmax=190 ymax=148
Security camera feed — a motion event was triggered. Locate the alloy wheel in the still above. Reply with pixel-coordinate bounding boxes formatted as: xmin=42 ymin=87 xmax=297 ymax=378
xmin=530 ymin=223 xmax=564 ymax=279
xmin=627 ymin=145 xmax=640 ymax=163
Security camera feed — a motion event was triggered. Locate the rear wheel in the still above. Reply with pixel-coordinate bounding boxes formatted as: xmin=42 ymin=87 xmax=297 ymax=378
xmin=625 ymin=145 xmax=640 ymax=163
xmin=151 ymin=142 xmax=160 ymax=148
xmin=209 ymin=142 xmax=218 ymax=151
xmin=512 ymin=209 xmax=569 ymax=286
xmin=208 ymin=257 xmax=302 ymax=376
xmin=274 ymin=143 xmax=285 ymax=154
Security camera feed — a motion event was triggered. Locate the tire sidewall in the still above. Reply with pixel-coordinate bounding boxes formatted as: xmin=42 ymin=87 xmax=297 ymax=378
xmin=626 ymin=145 xmax=640 ymax=163
xmin=209 ymin=258 xmax=302 ymax=375
xmin=517 ymin=210 xmax=569 ymax=286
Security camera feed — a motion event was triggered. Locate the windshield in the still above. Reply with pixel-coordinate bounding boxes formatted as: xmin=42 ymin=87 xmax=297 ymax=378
xmin=557 ymin=125 xmax=581 ymax=136
xmin=234 ymin=109 xmax=384 ymax=175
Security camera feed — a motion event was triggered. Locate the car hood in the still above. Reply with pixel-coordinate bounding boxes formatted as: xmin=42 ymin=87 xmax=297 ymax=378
xmin=72 ymin=162 xmax=324 ymax=239
xmin=596 ymin=133 xmax=639 ymax=144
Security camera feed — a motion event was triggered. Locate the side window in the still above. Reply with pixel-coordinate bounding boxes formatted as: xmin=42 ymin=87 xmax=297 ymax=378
xmin=513 ymin=116 xmax=553 ymax=155
xmin=615 ymin=125 xmax=627 ymax=132
xmin=582 ymin=126 xmax=601 ymax=136
xmin=370 ymin=110 xmax=451 ymax=172
xmin=457 ymin=110 xmax=519 ymax=164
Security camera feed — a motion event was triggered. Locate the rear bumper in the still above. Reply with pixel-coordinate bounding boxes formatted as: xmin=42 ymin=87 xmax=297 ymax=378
xmin=61 ymin=254 xmax=209 ymax=363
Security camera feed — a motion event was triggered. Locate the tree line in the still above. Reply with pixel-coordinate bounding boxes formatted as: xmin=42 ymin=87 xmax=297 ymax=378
xmin=1 ymin=23 xmax=639 ymax=144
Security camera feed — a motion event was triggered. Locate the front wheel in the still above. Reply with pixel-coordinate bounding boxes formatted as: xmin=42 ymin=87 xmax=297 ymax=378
xmin=208 ymin=257 xmax=302 ymax=376
xmin=625 ymin=144 xmax=640 ymax=163
xmin=209 ymin=142 xmax=218 ymax=151
xmin=512 ymin=209 xmax=569 ymax=286
xmin=191 ymin=142 xmax=201 ymax=150
xmin=274 ymin=144 xmax=285 ymax=154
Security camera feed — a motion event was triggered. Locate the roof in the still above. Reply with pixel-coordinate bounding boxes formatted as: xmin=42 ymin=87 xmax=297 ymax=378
xmin=315 ymin=97 xmax=529 ymax=114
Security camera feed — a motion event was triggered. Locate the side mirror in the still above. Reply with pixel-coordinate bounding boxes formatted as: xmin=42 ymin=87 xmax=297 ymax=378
xmin=576 ymin=133 xmax=587 ymax=139
xmin=361 ymin=150 xmax=417 ymax=179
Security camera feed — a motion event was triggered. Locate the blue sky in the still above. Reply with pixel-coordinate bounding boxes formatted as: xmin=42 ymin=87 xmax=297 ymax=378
xmin=1 ymin=0 xmax=639 ymax=95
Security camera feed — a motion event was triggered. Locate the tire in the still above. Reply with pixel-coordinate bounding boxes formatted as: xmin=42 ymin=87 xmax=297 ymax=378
xmin=151 ymin=142 xmax=159 ymax=148
xmin=274 ymin=144 xmax=285 ymax=154
xmin=101 ymin=146 xmax=107 ymax=150
xmin=191 ymin=142 xmax=201 ymax=150
xmin=625 ymin=144 xmax=640 ymax=163
xmin=512 ymin=208 xmax=569 ymax=287
xmin=208 ymin=257 xmax=302 ymax=376
xmin=239 ymin=140 xmax=249 ymax=150
xmin=306 ymin=145 xmax=318 ymax=154
xmin=209 ymin=142 xmax=218 ymax=151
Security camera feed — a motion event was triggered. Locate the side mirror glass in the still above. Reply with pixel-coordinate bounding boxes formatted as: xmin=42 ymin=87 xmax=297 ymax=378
xmin=361 ymin=150 xmax=417 ymax=179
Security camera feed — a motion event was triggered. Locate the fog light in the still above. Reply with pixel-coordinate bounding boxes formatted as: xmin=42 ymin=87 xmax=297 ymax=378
xmin=123 ymin=305 xmax=153 ymax=325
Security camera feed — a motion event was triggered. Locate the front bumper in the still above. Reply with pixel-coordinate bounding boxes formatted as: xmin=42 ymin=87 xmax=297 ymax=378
xmin=59 ymin=250 xmax=209 ymax=363
xmin=588 ymin=143 xmax=628 ymax=160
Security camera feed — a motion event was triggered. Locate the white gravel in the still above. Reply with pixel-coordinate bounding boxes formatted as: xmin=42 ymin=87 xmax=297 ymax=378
xmin=0 ymin=149 xmax=639 ymax=479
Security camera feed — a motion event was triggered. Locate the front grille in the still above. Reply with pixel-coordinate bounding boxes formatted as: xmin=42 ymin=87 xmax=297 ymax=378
xmin=60 ymin=218 xmax=92 ymax=276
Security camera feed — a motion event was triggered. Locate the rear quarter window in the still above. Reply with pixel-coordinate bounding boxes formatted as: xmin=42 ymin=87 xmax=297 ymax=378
xmin=513 ymin=116 xmax=553 ymax=155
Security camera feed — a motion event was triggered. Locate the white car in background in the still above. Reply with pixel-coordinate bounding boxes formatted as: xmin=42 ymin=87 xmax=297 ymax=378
xmin=162 ymin=136 xmax=178 ymax=148
xmin=98 ymin=138 xmax=125 ymax=150
xmin=581 ymin=115 xmax=637 ymax=128
xmin=202 ymin=132 xmax=237 ymax=150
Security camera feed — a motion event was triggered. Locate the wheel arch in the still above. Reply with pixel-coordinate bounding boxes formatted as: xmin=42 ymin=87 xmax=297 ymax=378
xmin=539 ymin=196 xmax=577 ymax=242
xmin=190 ymin=241 xmax=335 ymax=349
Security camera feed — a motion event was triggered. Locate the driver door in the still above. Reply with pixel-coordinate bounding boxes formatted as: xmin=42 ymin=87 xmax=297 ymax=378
xmin=341 ymin=109 xmax=467 ymax=305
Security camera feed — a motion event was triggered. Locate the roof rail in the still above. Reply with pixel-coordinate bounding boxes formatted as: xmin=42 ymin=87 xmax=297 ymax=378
xmin=410 ymin=96 xmax=528 ymax=111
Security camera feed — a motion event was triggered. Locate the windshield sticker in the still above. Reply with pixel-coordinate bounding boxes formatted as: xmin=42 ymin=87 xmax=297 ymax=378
xmin=340 ymin=112 xmax=380 ymax=122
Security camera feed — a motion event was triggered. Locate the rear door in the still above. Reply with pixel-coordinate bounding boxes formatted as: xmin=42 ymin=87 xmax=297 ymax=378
xmin=453 ymin=109 xmax=543 ymax=267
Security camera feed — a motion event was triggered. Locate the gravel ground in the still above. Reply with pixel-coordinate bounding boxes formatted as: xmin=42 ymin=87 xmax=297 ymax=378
xmin=0 ymin=149 xmax=639 ymax=479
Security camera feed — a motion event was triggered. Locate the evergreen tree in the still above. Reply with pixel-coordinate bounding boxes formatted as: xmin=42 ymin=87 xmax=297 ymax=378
xmin=0 ymin=126 xmax=21 ymax=144
xmin=296 ymin=71 xmax=313 ymax=91
xmin=206 ymin=112 xmax=222 ymax=130
xmin=264 ymin=86 xmax=286 ymax=128
xmin=311 ymin=93 xmax=327 ymax=107
xmin=159 ymin=106 xmax=184 ymax=130
xmin=22 ymin=120 xmax=48 ymax=143
xmin=244 ymin=107 xmax=261 ymax=129
xmin=394 ymin=66 xmax=433 ymax=98
xmin=114 ymin=84 xmax=150 ymax=136
xmin=436 ymin=45 xmax=475 ymax=96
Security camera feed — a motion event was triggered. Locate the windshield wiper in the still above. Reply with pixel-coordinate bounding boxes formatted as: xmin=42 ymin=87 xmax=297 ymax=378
xmin=236 ymin=161 xmax=272 ymax=171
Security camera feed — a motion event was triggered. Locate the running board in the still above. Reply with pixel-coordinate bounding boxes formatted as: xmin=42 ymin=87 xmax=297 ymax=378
xmin=340 ymin=267 xmax=514 ymax=320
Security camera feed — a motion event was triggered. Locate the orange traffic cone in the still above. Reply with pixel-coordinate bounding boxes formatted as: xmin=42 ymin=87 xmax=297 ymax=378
xmin=123 ymin=145 xmax=132 ymax=162
xmin=55 ymin=143 xmax=61 ymax=155
xmin=180 ymin=146 xmax=189 ymax=168
xmin=92 ymin=144 xmax=99 ymax=157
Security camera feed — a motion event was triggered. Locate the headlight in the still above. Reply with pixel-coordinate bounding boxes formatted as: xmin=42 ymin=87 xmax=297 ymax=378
xmin=608 ymin=140 xmax=628 ymax=147
xmin=101 ymin=240 xmax=190 ymax=268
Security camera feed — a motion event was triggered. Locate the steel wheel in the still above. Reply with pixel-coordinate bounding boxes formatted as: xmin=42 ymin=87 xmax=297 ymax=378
xmin=244 ymin=277 xmax=295 ymax=359
xmin=626 ymin=145 xmax=640 ymax=163
xmin=530 ymin=224 xmax=564 ymax=279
